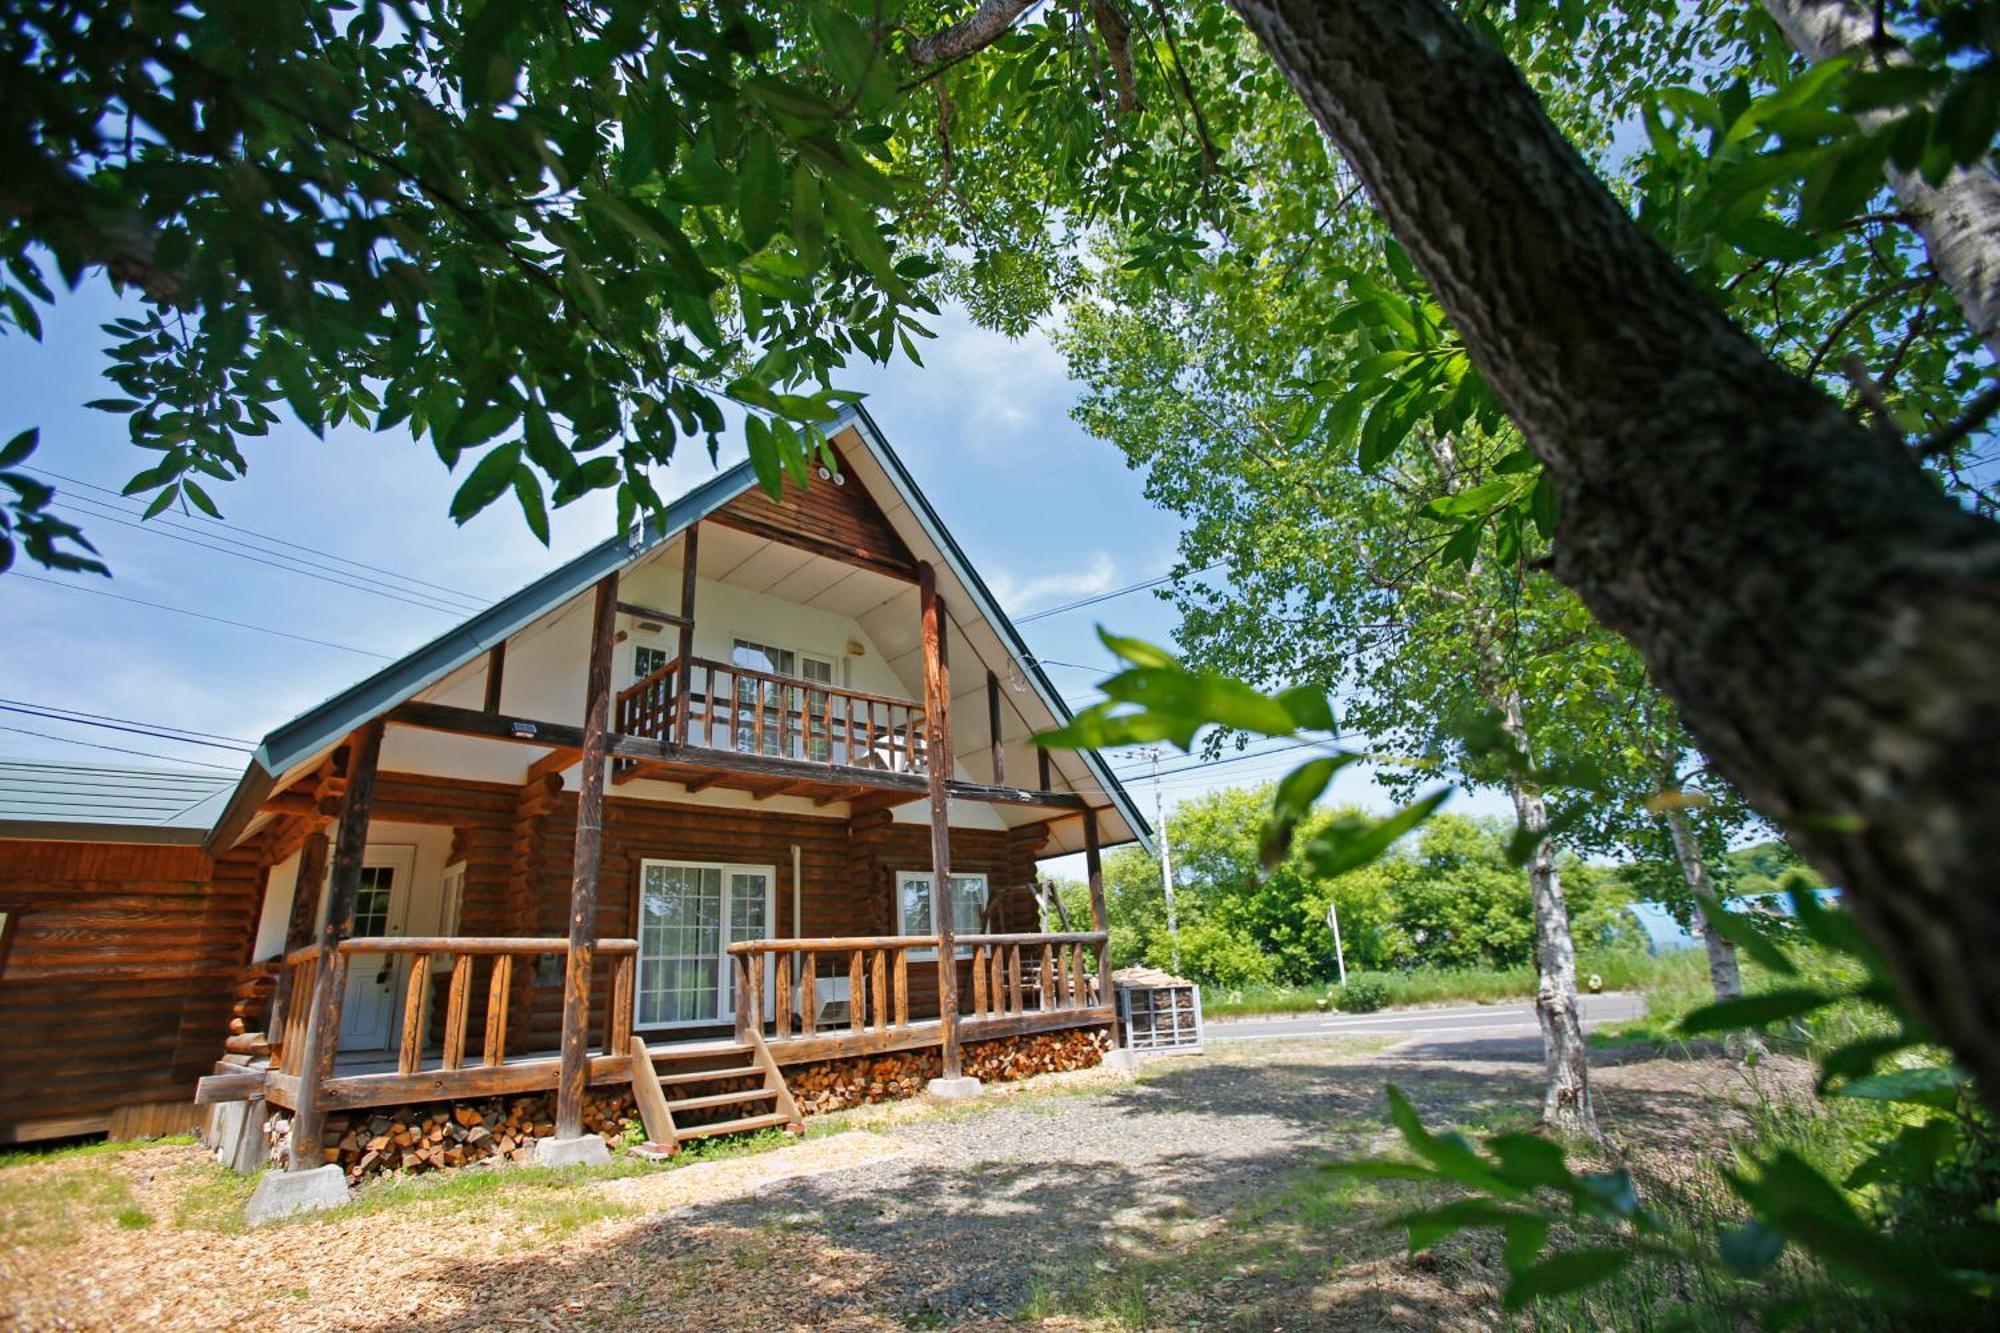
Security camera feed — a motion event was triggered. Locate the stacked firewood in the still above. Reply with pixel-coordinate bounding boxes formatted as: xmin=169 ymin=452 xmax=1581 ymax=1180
xmin=265 ymin=1089 xmax=636 ymax=1181
xmin=787 ymin=1029 xmax=1110 ymax=1116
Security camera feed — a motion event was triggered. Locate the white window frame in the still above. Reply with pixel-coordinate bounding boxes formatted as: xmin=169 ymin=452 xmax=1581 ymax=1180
xmin=895 ymin=870 xmax=989 ymax=960
xmin=633 ymin=858 xmax=777 ymax=1031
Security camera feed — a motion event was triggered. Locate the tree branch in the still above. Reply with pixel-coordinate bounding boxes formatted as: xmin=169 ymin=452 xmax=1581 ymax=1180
xmin=907 ymin=0 xmax=1041 ymax=66
xmin=1912 ymin=380 xmax=2000 ymax=460
xmin=1089 ymin=0 xmax=1140 ymax=113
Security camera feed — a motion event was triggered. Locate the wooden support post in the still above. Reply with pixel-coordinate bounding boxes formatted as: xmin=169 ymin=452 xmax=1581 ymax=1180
xmin=1038 ymin=747 xmax=1052 ymax=793
xmin=986 ymin=670 xmax=1006 ymax=786
xmin=267 ymin=828 xmax=330 ymax=1038
xmin=555 ymin=574 xmax=618 ymax=1142
xmin=1085 ymin=806 xmax=1120 ymax=1043
xmin=483 ymin=642 xmax=506 ymax=714
xmin=919 ymin=562 xmax=962 ymax=1077
xmin=288 ymin=720 xmax=383 ymax=1171
xmin=673 ymin=523 xmax=700 ymax=746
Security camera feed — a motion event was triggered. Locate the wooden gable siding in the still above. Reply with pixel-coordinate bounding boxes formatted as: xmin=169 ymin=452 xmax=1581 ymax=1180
xmin=0 ymin=840 xmax=252 ymax=1140
xmin=707 ymin=445 xmax=919 ymax=579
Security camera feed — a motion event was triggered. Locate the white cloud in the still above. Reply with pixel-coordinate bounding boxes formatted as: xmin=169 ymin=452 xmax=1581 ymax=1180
xmin=986 ymin=551 xmax=1119 ymax=614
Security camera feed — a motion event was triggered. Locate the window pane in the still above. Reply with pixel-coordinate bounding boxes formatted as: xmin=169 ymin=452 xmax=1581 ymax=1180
xmin=900 ymin=876 xmax=932 ymax=935
xmin=951 ymin=875 xmax=988 ymax=934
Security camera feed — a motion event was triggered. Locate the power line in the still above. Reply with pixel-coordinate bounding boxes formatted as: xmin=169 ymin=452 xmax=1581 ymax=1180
xmin=0 ymin=700 xmax=256 ymax=751
xmin=27 ymin=465 xmax=489 ymax=607
xmin=1012 ymin=561 xmax=1224 ymax=625
xmin=7 ymin=572 xmax=396 ymax=659
xmin=50 ymin=493 xmax=484 ymax=617
xmin=0 ymin=724 xmax=241 ymax=771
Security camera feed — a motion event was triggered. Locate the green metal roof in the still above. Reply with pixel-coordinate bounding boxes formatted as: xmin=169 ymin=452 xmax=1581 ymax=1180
xmin=0 ymin=759 xmax=233 ymax=844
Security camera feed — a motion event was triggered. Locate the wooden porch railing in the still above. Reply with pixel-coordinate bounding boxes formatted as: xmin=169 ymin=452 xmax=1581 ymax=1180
xmin=726 ymin=930 xmax=1112 ymax=1042
xmin=957 ymin=932 xmax=1109 ymax=1021
xmin=727 ymin=935 xmax=936 ymax=1041
xmin=616 ymin=654 xmax=928 ymax=775
xmin=275 ymin=936 xmax=638 ymax=1082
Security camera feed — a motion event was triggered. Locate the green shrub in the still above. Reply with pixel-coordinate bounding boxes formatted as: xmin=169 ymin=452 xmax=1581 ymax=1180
xmin=1333 ymin=976 xmax=1390 ymax=1013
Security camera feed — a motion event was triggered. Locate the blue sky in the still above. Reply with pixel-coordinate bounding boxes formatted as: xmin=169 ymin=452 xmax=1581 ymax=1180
xmin=0 ymin=279 xmax=1483 ymax=836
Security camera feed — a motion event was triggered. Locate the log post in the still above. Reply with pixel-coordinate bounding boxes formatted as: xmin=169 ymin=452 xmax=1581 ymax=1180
xmin=673 ymin=523 xmax=700 ymax=746
xmin=1038 ymin=747 xmax=1052 ymax=793
xmin=288 ymin=720 xmax=383 ymax=1171
xmin=919 ymin=562 xmax=962 ymax=1078
xmin=482 ymin=642 xmax=506 ymax=714
xmin=1085 ymin=806 xmax=1120 ymax=1045
xmin=266 ymin=828 xmax=331 ymax=1038
xmin=987 ymin=669 xmax=1006 ymax=786
xmin=555 ymin=573 xmax=618 ymax=1141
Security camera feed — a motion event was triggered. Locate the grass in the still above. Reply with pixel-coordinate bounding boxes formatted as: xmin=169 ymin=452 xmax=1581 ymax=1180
xmin=1204 ymin=950 xmax=1709 ymax=1019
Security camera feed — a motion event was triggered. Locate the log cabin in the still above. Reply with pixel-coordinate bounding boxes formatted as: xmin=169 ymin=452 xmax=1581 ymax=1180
xmin=0 ymin=405 xmax=1152 ymax=1174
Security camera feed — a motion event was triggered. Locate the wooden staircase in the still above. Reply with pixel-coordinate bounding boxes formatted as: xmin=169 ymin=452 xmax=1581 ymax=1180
xmin=627 ymin=1032 xmax=803 ymax=1155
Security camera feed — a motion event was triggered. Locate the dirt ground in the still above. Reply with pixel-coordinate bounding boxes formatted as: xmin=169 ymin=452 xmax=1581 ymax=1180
xmin=0 ymin=1034 xmax=1808 ymax=1331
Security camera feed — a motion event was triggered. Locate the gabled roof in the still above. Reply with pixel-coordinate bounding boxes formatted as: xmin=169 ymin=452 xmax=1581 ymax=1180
xmin=0 ymin=758 xmax=234 ymax=845
xmin=206 ymin=405 xmax=1152 ymax=856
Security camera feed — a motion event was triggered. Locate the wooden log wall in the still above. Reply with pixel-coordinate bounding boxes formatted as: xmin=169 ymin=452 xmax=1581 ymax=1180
xmin=0 ymin=769 xmax=1066 ymax=1142
xmin=0 ymin=840 xmax=250 ymax=1141
xmin=706 ymin=443 xmax=919 ymax=580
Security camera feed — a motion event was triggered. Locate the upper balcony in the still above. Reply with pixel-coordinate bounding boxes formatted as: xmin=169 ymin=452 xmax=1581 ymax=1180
xmin=613 ymin=653 xmax=947 ymax=803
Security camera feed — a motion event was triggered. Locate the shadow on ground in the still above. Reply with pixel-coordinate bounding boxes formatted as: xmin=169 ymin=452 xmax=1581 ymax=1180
xmin=373 ymin=1041 xmax=1787 ymax=1331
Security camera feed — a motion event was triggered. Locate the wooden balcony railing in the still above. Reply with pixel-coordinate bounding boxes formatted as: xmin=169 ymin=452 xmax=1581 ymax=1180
xmin=615 ymin=654 xmax=928 ymax=775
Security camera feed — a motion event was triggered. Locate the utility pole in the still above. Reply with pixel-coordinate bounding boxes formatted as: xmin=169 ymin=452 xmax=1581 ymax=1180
xmin=1326 ymin=900 xmax=1348 ymax=987
xmin=1142 ymin=747 xmax=1181 ymax=972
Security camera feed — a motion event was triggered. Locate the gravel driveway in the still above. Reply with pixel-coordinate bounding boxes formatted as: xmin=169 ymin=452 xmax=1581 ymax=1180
xmin=3 ymin=1034 xmax=1795 ymax=1331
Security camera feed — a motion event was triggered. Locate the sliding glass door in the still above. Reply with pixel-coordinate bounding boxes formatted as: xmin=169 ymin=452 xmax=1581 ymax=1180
xmin=635 ymin=860 xmax=773 ymax=1028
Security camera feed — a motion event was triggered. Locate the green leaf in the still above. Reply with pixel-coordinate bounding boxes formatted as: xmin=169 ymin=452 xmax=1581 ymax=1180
xmin=449 ymin=442 xmax=522 ymax=525
xmin=1799 ymin=134 xmax=1893 ymax=229
xmin=1693 ymin=894 xmax=1797 ymax=976
xmin=738 ymin=131 xmax=785 ymax=253
xmin=180 ymin=478 xmax=222 ymax=519
xmin=1098 ymin=628 xmax=1180 ymax=670
xmin=1486 ymin=1134 xmax=1576 ymax=1192
xmin=1396 ymin=1198 xmax=1543 ymax=1253
xmin=1302 ymin=790 xmax=1452 ymax=880
xmin=512 ymin=466 xmax=549 ymax=546
xmin=1719 ymin=214 xmax=1829 ymax=262
xmin=1502 ymin=1248 xmax=1631 ymax=1309
xmin=1322 ymin=1157 xmax=1438 ymax=1182
xmin=1719 ymin=1220 xmax=1786 ymax=1274
xmin=745 ymin=415 xmax=783 ymax=498
xmin=1828 ymin=1064 xmax=1967 ymax=1112
xmin=0 ymin=428 xmax=35 ymax=470
xmin=1677 ymin=987 xmax=1835 ymax=1035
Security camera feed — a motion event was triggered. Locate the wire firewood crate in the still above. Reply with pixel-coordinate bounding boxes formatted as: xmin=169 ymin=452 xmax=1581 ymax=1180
xmin=1114 ymin=966 xmax=1204 ymax=1054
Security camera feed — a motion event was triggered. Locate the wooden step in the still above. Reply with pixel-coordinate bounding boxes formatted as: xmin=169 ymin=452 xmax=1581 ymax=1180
xmin=652 ymin=1064 xmax=762 ymax=1088
xmin=666 ymin=1088 xmax=777 ymax=1113
xmin=673 ymin=1111 xmax=791 ymax=1142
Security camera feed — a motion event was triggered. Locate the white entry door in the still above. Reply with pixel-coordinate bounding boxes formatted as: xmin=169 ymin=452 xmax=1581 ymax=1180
xmin=338 ymin=847 xmax=415 ymax=1052
xmin=636 ymin=861 xmax=773 ymax=1028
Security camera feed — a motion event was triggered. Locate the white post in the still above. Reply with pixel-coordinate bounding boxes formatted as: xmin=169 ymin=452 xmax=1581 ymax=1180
xmin=1148 ymin=748 xmax=1180 ymax=972
xmin=1326 ymin=900 xmax=1347 ymax=987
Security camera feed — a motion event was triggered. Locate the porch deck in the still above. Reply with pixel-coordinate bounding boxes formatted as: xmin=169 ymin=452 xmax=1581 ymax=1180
xmin=224 ymin=930 xmax=1114 ymax=1119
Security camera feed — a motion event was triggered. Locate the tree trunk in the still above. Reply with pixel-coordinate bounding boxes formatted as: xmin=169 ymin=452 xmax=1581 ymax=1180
xmin=1760 ymin=0 xmax=2000 ymax=361
xmin=1660 ymin=803 xmax=1746 ymax=1006
xmin=1511 ymin=775 xmax=1600 ymax=1142
xmin=1231 ymin=0 xmax=2000 ymax=1110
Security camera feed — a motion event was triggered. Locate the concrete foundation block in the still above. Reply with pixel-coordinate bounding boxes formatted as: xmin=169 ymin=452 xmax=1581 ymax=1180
xmin=926 ymin=1075 xmax=984 ymax=1102
xmin=245 ymin=1164 xmax=349 ymax=1225
xmin=1101 ymin=1049 xmax=1143 ymax=1073
xmin=534 ymin=1134 xmax=613 ymax=1168
xmin=204 ymin=1099 xmax=271 ymax=1175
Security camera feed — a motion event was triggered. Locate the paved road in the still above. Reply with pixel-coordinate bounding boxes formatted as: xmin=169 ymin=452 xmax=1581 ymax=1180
xmin=1206 ymin=991 xmax=1644 ymax=1043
